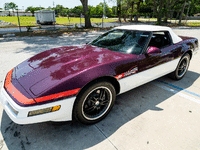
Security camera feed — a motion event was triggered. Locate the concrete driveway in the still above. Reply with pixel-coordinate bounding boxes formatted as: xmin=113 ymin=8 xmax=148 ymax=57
xmin=0 ymin=29 xmax=200 ymax=150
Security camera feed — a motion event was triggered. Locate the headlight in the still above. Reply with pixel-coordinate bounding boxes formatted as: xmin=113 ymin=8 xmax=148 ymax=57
xmin=8 ymin=103 xmax=18 ymax=115
xmin=28 ymin=105 xmax=61 ymax=117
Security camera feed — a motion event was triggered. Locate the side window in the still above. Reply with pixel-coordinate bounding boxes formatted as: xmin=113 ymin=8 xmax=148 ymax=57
xmin=148 ymin=31 xmax=172 ymax=49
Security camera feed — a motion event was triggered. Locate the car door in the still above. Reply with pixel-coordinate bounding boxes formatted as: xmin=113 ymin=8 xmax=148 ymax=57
xmin=137 ymin=31 xmax=178 ymax=76
xmin=118 ymin=31 xmax=178 ymax=94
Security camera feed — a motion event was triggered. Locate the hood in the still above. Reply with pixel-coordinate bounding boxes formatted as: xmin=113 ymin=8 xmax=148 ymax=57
xmin=14 ymin=45 xmax=133 ymax=97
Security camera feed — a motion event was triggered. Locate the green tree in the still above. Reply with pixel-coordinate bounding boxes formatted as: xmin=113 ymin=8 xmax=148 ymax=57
xmin=25 ymin=7 xmax=35 ymax=16
xmin=145 ymin=0 xmax=196 ymax=24
xmin=4 ymin=2 xmax=18 ymax=16
xmin=89 ymin=6 xmax=96 ymax=17
xmin=72 ymin=6 xmax=83 ymax=17
xmin=139 ymin=3 xmax=153 ymax=17
xmin=112 ymin=6 xmax=117 ymax=17
xmin=96 ymin=3 xmax=103 ymax=17
xmin=25 ymin=7 xmax=45 ymax=16
xmin=54 ymin=5 xmax=68 ymax=16
xmin=47 ymin=6 xmax=52 ymax=10
xmin=189 ymin=0 xmax=200 ymax=16
xmin=95 ymin=2 xmax=112 ymax=18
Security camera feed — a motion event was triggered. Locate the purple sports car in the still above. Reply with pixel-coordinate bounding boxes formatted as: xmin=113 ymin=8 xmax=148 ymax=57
xmin=0 ymin=25 xmax=199 ymax=124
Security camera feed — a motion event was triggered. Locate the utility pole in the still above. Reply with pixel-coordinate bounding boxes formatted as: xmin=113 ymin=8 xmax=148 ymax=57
xmin=103 ymin=0 xmax=106 ymax=18
xmin=52 ymin=1 xmax=55 ymax=29
xmin=80 ymin=13 xmax=82 ymax=27
xmin=102 ymin=0 xmax=106 ymax=28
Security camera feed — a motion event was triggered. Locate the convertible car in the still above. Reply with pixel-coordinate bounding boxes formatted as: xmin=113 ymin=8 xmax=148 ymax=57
xmin=0 ymin=25 xmax=199 ymax=125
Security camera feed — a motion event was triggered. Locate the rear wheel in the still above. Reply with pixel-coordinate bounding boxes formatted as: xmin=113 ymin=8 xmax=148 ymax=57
xmin=169 ymin=53 xmax=190 ymax=80
xmin=73 ymin=81 xmax=116 ymax=125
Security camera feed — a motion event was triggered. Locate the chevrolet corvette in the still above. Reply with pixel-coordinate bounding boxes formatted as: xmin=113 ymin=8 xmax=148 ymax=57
xmin=0 ymin=25 xmax=199 ymax=124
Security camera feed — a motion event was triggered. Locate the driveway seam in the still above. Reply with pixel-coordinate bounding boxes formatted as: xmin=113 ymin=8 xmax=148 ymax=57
xmin=94 ymin=124 xmax=118 ymax=150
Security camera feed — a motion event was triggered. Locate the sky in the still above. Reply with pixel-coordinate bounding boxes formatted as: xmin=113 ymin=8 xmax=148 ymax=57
xmin=0 ymin=0 xmax=116 ymax=10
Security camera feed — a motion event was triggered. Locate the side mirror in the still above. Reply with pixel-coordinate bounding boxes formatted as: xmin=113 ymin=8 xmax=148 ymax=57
xmin=147 ymin=46 xmax=161 ymax=55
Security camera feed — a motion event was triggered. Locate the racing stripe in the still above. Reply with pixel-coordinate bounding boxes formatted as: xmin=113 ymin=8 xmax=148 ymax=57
xmin=34 ymin=88 xmax=80 ymax=103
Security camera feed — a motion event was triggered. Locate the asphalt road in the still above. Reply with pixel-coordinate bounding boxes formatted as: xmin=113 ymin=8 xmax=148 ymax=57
xmin=0 ymin=28 xmax=200 ymax=150
xmin=0 ymin=22 xmax=148 ymax=34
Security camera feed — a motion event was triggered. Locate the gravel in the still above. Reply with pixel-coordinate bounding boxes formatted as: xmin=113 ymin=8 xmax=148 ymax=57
xmin=0 ymin=20 xmax=13 ymax=26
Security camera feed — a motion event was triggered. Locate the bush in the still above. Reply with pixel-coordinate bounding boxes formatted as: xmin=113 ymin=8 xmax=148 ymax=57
xmin=75 ymin=23 xmax=78 ymax=29
xmin=26 ymin=26 xmax=32 ymax=32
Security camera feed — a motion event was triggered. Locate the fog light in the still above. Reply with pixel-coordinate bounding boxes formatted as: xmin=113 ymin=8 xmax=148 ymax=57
xmin=28 ymin=105 xmax=61 ymax=117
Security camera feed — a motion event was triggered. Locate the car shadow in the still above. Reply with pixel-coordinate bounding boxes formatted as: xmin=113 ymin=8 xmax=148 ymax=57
xmin=1 ymin=70 xmax=199 ymax=150
xmin=0 ymin=32 xmax=103 ymax=55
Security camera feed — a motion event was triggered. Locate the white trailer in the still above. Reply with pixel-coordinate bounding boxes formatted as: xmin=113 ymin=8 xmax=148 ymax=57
xmin=35 ymin=10 xmax=56 ymax=25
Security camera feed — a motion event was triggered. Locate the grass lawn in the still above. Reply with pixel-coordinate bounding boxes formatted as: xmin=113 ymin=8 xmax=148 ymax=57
xmin=0 ymin=16 xmax=117 ymax=27
xmin=186 ymin=22 xmax=200 ymax=27
xmin=0 ymin=16 xmax=36 ymax=26
xmin=57 ymin=17 xmax=117 ymax=24
xmin=1 ymin=16 xmax=199 ymax=27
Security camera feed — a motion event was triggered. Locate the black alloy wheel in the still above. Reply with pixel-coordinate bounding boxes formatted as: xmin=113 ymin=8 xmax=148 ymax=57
xmin=73 ymin=81 xmax=116 ymax=124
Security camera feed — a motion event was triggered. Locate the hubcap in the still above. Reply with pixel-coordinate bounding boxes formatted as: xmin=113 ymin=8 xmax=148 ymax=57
xmin=95 ymin=101 xmax=100 ymax=106
xmin=177 ymin=57 xmax=189 ymax=78
xmin=82 ymin=86 xmax=112 ymax=120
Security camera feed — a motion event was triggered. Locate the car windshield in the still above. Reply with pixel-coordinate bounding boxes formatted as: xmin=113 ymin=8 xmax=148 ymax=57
xmin=89 ymin=29 xmax=151 ymax=55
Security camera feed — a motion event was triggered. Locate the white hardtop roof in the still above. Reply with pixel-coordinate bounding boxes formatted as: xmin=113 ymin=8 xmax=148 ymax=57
xmin=114 ymin=25 xmax=182 ymax=44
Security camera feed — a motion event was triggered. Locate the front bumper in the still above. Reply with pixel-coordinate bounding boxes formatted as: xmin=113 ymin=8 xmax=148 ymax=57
xmin=0 ymin=86 xmax=76 ymax=124
xmin=193 ymin=49 xmax=199 ymax=56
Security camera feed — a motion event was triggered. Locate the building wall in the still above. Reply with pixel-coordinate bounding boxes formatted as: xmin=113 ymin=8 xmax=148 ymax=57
xmin=0 ymin=10 xmax=32 ymax=16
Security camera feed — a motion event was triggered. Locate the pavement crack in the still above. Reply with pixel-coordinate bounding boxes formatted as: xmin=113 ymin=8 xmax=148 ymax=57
xmin=94 ymin=124 xmax=118 ymax=150
xmin=20 ymin=140 xmax=25 ymax=150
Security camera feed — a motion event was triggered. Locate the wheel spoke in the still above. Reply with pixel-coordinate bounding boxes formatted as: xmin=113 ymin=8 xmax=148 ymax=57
xmin=182 ymin=63 xmax=186 ymax=69
xmin=100 ymin=99 xmax=109 ymax=106
xmin=178 ymin=68 xmax=183 ymax=71
xmin=89 ymin=99 xmax=96 ymax=104
xmin=96 ymin=107 xmax=101 ymax=114
xmin=100 ymin=89 xmax=106 ymax=100
xmin=84 ymin=106 xmax=96 ymax=113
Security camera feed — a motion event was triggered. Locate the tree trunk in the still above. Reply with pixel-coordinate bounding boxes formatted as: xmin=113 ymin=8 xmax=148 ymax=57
xmin=157 ymin=15 xmax=162 ymax=24
xmin=130 ymin=2 xmax=134 ymax=22
xmin=163 ymin=0 xmax=170 ymax=23
xmin=80 ymin=0 xmax=91 ymax=28
xmin=117 ymin=0 xmax=121 ymax=23
xmin=178 ymin=0 xmax=186 ymax=25
xmin=134 ymin=16 xmax=139 ymax=22
xmin=134 ymin=1 xmax=141 ymax=22
xmin=152 ymin=0 xmax=164 ymax=25
xmin=123 ymin=14 xmax=127 ymax=22
xmin=163 ymin=13 xmax=169 ymax=23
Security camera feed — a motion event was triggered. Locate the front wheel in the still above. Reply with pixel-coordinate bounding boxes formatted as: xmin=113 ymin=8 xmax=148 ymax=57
xmin=73 ymin=81 xmax=116 ymax=125
xmin=169 ymin=53 xmax=190 ymax=80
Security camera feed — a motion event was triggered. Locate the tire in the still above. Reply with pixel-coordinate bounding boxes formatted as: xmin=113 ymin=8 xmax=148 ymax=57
xmin=73 ymin=81 xmax=116 ymax=125
xmin=169 ymin=53 xmax=190 ymax=80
